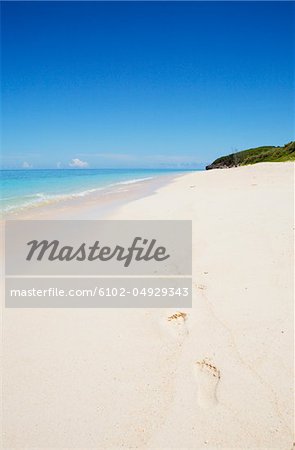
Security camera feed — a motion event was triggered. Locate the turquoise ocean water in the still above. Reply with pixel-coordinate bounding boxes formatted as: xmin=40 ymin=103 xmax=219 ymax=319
xmin=1 ymin=168 xmax=194 ymax=214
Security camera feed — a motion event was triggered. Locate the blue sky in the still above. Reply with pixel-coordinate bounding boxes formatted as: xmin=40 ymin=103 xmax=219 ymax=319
xmin=1 ymin=1 xmax=294 ymax=169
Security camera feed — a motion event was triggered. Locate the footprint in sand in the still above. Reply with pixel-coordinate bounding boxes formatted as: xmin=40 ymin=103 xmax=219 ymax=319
xmin=161 ymin=311 xmax=189 ymax=341
xmin=196 ymin=284 xmax=207 ymax=290
xmin=194 ymin=358 xmax=220 ymax=408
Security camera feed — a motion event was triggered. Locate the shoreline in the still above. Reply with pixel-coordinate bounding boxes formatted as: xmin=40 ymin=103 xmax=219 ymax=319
xmin=2 ymin=171 xmax=188 ymax=220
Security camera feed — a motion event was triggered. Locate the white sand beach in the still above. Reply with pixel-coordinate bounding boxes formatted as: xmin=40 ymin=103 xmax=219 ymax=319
xmin=2 ymin=162 xmax=294 ymax=449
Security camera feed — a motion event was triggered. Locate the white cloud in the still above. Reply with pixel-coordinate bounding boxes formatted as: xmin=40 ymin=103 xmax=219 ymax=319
xmin=56 ymin=161 xmax=62 ymax=169
xmin=69 ymin=158 xmax=88 ymax=168
xmin=22 ymin=161 xmax=32 ymax=169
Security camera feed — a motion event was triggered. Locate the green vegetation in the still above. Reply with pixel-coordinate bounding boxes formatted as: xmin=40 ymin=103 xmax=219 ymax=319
xmin=206 ymin=141 xmax=295 ymax=170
